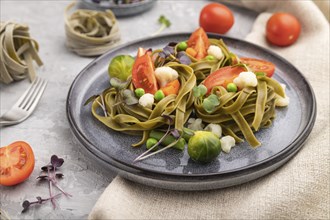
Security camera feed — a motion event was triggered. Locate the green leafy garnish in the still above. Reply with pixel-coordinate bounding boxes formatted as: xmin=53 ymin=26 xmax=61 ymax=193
xmin=151 ymin=15 xmax=171 ymax=36
xmin=110 ymin=77 xmax=129 ymax=90
xmin=203 ymin=94 xmax=220 ymax=113
xmin=122 ymin=89 xmax=138 ymax=105
xmin=193 ymin=84 xmax=207 ymax=98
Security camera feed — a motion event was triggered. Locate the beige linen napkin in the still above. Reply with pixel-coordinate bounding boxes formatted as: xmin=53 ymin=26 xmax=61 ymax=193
xmin=89 ymin=1 xmax=329 ymax=219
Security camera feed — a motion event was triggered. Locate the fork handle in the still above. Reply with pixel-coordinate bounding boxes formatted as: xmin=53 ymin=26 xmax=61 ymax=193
xmin=0 ymin=120 xmax=19 ymax=127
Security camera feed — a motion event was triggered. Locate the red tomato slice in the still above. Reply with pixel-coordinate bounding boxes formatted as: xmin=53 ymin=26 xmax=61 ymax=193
xmin=203 ymin=66 xmax=245 ymax=93
xmin=187 ymin=27 xmax=210 ymax=60
xmin=0 ymin=141 xmax=35 ymax=186
xmin=132 ymin=52 xmax=158 ymax=94
xmin=240 ymin=57 xmax=275 ymax=77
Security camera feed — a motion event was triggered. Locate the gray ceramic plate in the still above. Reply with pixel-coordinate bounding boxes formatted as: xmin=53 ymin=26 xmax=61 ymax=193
xmin=81 ymin=0 xmax=156 ymax=17
xmin=66 ymin=33 xmax=316 ymax=190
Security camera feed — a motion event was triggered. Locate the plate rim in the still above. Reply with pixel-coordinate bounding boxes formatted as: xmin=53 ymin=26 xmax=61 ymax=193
xmin=66 ymin=32 xmax=317 ymax=180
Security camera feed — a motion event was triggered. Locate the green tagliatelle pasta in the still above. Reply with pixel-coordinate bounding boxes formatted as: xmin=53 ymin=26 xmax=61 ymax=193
xmin=194 ymin=76 xmax=285 ymax=147
xmin=90 ymin=37 xmax=287 ymax=148
xmin=65 ymin=2 xmax=121 ymax=56
xmin=0 ymin=22 xmax=43 ymax=84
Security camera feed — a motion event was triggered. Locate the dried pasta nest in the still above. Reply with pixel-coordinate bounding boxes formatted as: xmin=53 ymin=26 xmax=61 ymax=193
xmin=0 ymin=22 xmax=43 ymax=84
xmin=65 ymin=2 xmax=121 ymax=56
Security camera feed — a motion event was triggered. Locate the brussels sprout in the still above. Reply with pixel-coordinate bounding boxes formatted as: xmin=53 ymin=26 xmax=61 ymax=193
xmin=188 ymin=131 xmax=221 ymax=163
xmin=108 ymin=55 xmax=135 ymax=81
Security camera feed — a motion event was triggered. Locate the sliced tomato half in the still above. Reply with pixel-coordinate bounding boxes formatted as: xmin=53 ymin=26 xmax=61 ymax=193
xmin=240 ymin=57 xmax=275 ymax=77
xmin=0 ymin=141 xmax=35 ymax=186
xmin=187 ymin=27 xmax=210 ymax=60
xmin=203 ymin=66 xmax=246 ymax=93
xmin=132 ymin=49 xmax=158 ymax=94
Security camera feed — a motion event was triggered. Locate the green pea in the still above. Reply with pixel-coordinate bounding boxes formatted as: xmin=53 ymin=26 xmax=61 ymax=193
xmin=135 ymin=88 xmax=145 ymax=98
xmin=146 ymin=138 xmax=158 ymax=151
xmin=177 ymin=41 xmax=188 ymax=51
xmin=205 ymin=55 xmax=215 ymax=60
xmin=154 ymin=90 xmax=165 ymax=101
xmin=227 ymin=83 xmax=238 ymax=92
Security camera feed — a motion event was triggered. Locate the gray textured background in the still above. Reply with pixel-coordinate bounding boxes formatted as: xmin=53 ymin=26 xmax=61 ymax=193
xmin=0 ymin=1 xmax=256 ymax=219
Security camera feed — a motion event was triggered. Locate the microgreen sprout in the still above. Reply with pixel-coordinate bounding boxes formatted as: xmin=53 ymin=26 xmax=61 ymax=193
xmin=177 ymin=51 xmax=191 ymax=65
xmin=122 ymin=89 xmax=139 ymax=105
xmin=133 ymin=115 xmax=175 ymax=162
xmin=193 ymin=84 xmax=207 ymax=98
xmin=110 ymin=77 xmax=129 ymax=90
xmin=203 ymin=94 xmax=220 ymax=113
xmin=151 ymin=15 xmax=171 ymax=36
xmin=22 ymin=155 xmax=71 ymax=213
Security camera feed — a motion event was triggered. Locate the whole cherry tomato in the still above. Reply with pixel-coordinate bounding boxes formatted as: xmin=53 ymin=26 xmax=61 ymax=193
xmin=0 ymin=141 xmax=35 ymax=186
xmin=266 ymin=13 xmax=301 ymax=46
xmin=199 ymin=3 xmax=234 ymax=34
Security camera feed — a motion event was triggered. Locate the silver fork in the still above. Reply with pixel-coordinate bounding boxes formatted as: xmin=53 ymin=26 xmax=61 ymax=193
xmin=0 ymin=77 xmax=47 ymax=126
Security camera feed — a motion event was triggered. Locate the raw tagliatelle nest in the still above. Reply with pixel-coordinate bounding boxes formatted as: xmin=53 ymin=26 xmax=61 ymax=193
xmin=64 ymin=2 xmax=121 ymax=56
xmin=0 ymin=22 xmax=43 ymax=84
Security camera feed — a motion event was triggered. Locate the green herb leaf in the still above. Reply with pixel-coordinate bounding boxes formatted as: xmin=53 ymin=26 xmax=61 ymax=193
xmin=202 ymin=94 xmax=220 ymax=113
xmin=110 ymin=77 xmax=128 ymax=90
xmin=158 ymin=15 xmax=171 ymax=27
xmin=122 ymin=89 xmax=138 ymax=105
xmin=193 ymin=84 xmax=207 ymax=98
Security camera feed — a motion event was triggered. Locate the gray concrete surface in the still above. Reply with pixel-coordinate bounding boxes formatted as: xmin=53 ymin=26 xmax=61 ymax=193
xmin=0 ymin=1 xmax=257 ymax=219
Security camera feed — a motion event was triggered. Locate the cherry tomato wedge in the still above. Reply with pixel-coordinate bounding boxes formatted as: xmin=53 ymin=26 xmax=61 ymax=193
xmin=0 ymin=141 xmax=35 ymax=186
xmin=240 ymin=57 xmax=275 ymax=77
xmin=161 ymin=79 xmax=180 ymax=96
xmin=132 ymin=49 xmax=158 ymax=94
xmin=203 ymin=66 xmax=245 ymax=93
xmin=187 ymin=27 xmax=210 ymax=60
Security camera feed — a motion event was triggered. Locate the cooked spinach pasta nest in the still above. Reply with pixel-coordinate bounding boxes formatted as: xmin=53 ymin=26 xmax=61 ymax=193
xmin=90 ymin=38 xmax=286 ymax=148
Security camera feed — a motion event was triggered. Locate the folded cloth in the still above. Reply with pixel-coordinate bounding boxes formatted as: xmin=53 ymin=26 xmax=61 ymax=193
xmin=89 ymin=1 xmax=329 ymax=219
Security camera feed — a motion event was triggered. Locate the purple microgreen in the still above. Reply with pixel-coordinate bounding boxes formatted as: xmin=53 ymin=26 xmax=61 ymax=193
xmin=161 ymin=114 xmax=174 ymax=124
xmin=168 ymin=42 xmax=177 ymax=47
xmin=171 ymin=129 xmax=180 ymax=139
xmin=36 ymin=175 xmax=49 ymax=181
xmin=84 ymin=95 xmax=98 ymax=106
xmin=51 ymin=155 xmax=64 ymax=169
xmin=36 ymin=196 xmax=42 ymax=204
xmin=177 ymin=51 xmax=191 ymax=65
xmin=110 ymin=77 xmax=128 ymax=90
xmin=21 ymin=194 xmax=62 ymax=213
xmin=55 ymin=173 xmax=64 ymax=178
xmin=22 ymin=200 xmax=30 ymax=213
xmin=178 ymin=54 xmax=191 ymax=65
xmin=22 ymin=155 xmax=71 ymax=214
xmin=134 ymin=115 xmax=174 ymax=163
xmin=135 ymin=134 xmax=183 ymax=162
xmin=163 ymin=46 xmax=174 ymax=56
xmin=41 ymin=165 xmax=53 ymax=171
xmin=122 ymin=89 xmax=139 ymax=105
